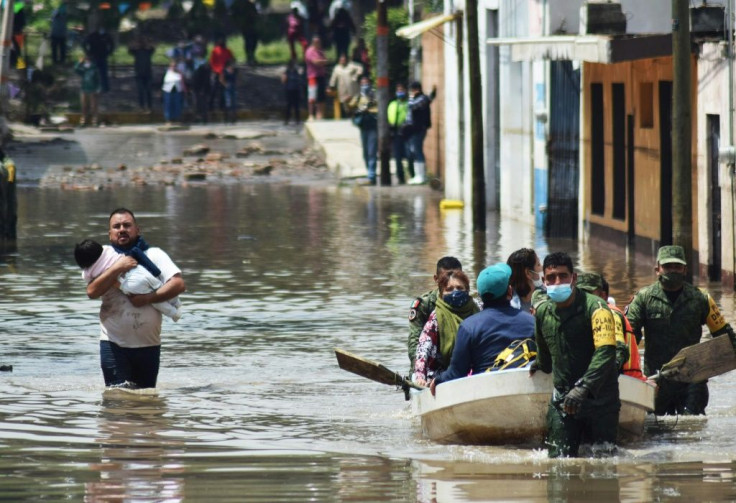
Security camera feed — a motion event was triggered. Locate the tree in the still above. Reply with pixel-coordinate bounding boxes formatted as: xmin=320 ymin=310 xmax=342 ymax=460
xmin=362 ymin=7 xmax=409 ymax=89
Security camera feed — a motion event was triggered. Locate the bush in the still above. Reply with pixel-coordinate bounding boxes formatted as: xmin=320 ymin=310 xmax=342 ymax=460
xmin=362 ymin=7 xmax=410 ymax=90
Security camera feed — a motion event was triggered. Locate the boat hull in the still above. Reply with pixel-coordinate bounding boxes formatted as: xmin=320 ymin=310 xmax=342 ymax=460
xmin=412 ymin=369 xmax=655 ymax=445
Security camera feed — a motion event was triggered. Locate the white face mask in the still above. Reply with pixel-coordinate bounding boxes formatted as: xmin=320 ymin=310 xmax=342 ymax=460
xmin=529 ymin=269 xmax=544 ymax=289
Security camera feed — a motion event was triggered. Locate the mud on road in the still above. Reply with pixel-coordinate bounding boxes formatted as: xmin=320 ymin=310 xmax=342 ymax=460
xmin=6 ymin=121 xmax=334 ymax=189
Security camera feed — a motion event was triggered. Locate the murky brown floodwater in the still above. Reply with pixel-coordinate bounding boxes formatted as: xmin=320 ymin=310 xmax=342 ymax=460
xmin=2 ymin=128 xmax=736 ymax=501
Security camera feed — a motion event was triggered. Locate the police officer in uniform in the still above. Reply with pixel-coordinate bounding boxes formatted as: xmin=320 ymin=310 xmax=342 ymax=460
xmin=626 ymin=245 xmax=736 ymax=415
xmin=408 ymin=256 xmax=462 ymax=373
xmin=532 ymin=252 xmax=619 ymax=458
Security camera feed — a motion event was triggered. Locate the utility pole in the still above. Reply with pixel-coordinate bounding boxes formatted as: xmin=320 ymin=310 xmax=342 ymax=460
xmin=466 ymin=0 xmax=485 ymax=230
xmin=376 ymin=0 xmax=391 ymax=186
xmin=0 ymin=1 xmax=14 ymax=141
xmin=672 ymin=0 xmax=693 ymax=274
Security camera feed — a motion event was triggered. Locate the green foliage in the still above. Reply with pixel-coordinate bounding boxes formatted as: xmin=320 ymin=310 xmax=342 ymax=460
xmin=362 ymin=7 xmax=410 ymax=89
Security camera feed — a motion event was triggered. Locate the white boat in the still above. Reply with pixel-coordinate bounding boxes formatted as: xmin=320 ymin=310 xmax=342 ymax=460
xmin=411 ymin=368 xmax=656 ymax=445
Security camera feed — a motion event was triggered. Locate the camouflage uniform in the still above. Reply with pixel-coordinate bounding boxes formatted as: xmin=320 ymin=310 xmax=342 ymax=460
xmin=626 ymin=281 xmax=735 ymax=415
xmin=408 ymin=289 xmax=438 ymax=372
xmin=577 ymin=273 xmax=630 ymax=371
xmin=534 ymin=288 xmax=619 ymax=458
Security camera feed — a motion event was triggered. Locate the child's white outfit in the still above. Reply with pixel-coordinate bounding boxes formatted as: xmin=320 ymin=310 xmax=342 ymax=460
xmin=83 ymin=245 xmax=182 ymax=322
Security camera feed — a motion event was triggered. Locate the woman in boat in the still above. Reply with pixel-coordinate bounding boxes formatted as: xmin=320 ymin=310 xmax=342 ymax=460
xmin=413 ymin=270 xmax=479 ymax=386
xmin=506 ymin=248 xmax=543 ymax=313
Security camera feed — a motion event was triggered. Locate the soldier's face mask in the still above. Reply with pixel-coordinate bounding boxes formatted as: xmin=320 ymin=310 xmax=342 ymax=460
xmin=658 ymin=272 xmax=685 ymax=290
xmin=546 ymin=283 xmax=573 ymax=303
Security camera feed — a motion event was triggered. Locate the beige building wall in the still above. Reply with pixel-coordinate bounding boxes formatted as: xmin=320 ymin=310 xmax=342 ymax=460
xmin=582 ymin=56 xmax=698 ymax=249
xmin=420 ymin=30 xmax=445 ymax=181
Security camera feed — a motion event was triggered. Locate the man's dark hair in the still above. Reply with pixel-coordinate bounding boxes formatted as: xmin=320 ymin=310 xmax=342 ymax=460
xmin=436 ymin=256 xmax=462 ymax=274
xmin=410 ymin=81 xmax=422 ymax=91
xmin=480 ymin=293 xmax=511 ymax=308
xmin=507 ymin=248 xmax=538 ymax=298
xmin=109 ymin=207 xmax=136 ymax=221
xmin=74 ymin=239 xmax=103 ymax=269
xmin=542 ymin=252 xmax=574 ymax=274
xmin=601 ymin=277 xmax=610 ymax=297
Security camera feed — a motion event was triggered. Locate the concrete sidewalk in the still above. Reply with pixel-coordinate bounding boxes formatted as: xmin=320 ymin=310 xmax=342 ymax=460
xmin=304 ymin=119 xmax=368 ymax=180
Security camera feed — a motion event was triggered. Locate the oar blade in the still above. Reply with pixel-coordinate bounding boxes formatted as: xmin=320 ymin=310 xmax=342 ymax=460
xmin=660 ymin=334 xmax=736 ymax=383
xmin=334 ymin=348 xmax=404 ymax=387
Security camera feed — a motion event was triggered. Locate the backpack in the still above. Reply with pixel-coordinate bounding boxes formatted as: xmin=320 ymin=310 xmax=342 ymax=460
xmin=487 ymin=338 xmax=537 ymax=371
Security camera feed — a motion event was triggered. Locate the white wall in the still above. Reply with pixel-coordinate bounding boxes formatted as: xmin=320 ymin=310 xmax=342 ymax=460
xmin=547 ymin=0 xmax=727 ymax=36
xmin=696 ymin=42 xmax=734 ymax=279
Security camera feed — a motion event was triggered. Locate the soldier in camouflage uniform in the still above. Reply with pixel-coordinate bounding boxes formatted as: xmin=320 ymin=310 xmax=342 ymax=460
xmin=626 ymin=245 xmax=736 ymax=415
xmin=577 ymin=272 xmax=630 ymax=373
xmin=408 ymin=256 xmax=462 ymax=373
xmin=532 ymin=253 xmax=619 ymax=458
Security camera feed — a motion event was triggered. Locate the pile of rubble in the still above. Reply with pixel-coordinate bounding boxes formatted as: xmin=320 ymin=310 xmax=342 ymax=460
xmin=39 ymin=140 xmax=331 ymax=190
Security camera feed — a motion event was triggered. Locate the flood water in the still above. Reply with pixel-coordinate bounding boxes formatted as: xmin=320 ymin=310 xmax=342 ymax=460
xmin=2 ymin=130 xmax=736 ymax=501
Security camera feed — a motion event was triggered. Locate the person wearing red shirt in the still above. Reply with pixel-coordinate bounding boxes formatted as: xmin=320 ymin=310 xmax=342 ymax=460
xmin=209 ymin=36 xmax=234 ymax=114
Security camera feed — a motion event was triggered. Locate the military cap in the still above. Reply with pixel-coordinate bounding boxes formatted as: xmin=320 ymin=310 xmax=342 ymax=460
xmin=657 ymin=245 xmax=687 ymax=265
xmin=477 ymin=263 xmax=512 ymax=299
xmin=576 ymin=272 xmax=604 ymax=292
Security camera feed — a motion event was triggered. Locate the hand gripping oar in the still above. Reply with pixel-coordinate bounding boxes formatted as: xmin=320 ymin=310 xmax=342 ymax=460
xmin=334 ymin=348 xmax=425 ymax=400
xmin=650 ymin=334 xmax=736 ymax=383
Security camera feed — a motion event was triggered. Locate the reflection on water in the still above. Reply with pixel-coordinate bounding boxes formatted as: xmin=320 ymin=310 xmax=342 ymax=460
xmin=2 ymin=184 xmax=736 ymax=500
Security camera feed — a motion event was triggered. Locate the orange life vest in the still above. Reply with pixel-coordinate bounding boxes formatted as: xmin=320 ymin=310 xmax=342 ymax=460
xmin=610 ymin=304 xmax=646 ymax=381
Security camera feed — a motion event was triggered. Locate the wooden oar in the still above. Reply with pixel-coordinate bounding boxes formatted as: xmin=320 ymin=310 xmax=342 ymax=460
xmin=654 ymin=334 xmax=736 ymax=383
xmin=334 ymin=348 xmax=425 ymax=397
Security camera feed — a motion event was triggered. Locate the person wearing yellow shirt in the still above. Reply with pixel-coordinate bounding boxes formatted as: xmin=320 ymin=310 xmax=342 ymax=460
xmin=387 ymin=83 xmax=413 ymax=184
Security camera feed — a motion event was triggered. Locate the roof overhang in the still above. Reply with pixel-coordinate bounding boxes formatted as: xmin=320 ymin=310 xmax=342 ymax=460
xmin=486 ymin=34 xmax=673 ymax=64
xmin=396 ymin=12 xmax=461 ymax=40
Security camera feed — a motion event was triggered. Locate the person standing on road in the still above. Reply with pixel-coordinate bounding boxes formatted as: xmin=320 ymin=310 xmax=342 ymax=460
xmin=50 ymin=0 xmax=68 ymax=65
xmin=282 ymin=58 xmax=302 ymax=125
xmin=74 ymin=53 xmax=101 ymax=127
xmin=349 ymin=75 xmax=378 ymax=185
xmin=128 ymin=33 xmax=155 ymax=111
xmin=328 ymin=54 xmax=362 ymax=118
xmin=84 ymin=208 xmax=186 ymax=389
xmin=404 ymin=81 xmax=432 ymax=184
xmin=387 ymin=83 xmax=413 ymax=184
xmin=408 ymin=256 xmax=463 ymax=373
xmin=625 ymin=245 xmax=736 ymax=415
xmin=162 ymin=60 xmax=185 ymax=124
xmin=232 ymin=0 xmax=259 ymax=66
xmin=221 ymin=59 xmax=238 ymax=124
xmin=305 ymin=36 xmax=328 ymax=120
xmin=532 ymin=252 xmax=619 ymax=458
xmin=209 ymin=36 xmax=234 ymax=113
xmin=83 ymin=26 xmax=114 ymax=93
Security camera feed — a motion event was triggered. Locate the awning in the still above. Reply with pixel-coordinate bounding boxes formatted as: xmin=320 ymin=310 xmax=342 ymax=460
xmin=396 ymin=13 xmax=461 ymax=40
xmin=486 ymin=34 xmax=673 ymax=64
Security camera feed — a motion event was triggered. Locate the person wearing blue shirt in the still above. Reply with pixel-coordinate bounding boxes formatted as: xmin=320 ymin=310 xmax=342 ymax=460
xmin=430 ymin=262 xmax=535 ymax=395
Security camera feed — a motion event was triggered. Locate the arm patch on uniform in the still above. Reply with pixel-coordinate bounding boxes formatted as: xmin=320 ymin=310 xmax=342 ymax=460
xmin=409 ymin=298 xmax=421 ymax=321
xmin=706 ymin=294 xmax=727 ymax=333
xmin=592 ymin=307 xmax=616 ymax=348
xmin=612 ymin=311 xmax=626 ymax=345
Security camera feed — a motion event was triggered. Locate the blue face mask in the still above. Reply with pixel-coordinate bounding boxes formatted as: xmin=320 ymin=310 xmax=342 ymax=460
xmin=443 ymin=290 xmax=470 ymax=308
xmin=361 ymin=85 xmax=371 ymax=95
xmin=546 ymin=283 xmax=573 ymax=303
xmin=396 ymin=91 xmax=406 ymax=99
